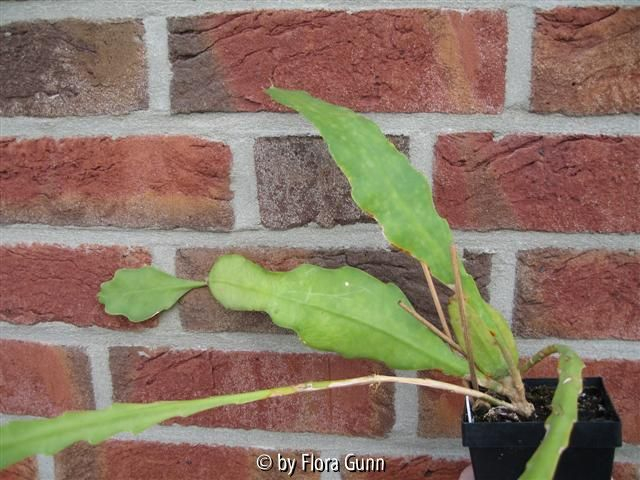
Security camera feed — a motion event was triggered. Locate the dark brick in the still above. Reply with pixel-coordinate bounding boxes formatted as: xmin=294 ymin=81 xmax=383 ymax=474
xmin=0 ymin=20 xmax=147 ymax=117
xmin=254 ymin=136 xmax=408 ymax=229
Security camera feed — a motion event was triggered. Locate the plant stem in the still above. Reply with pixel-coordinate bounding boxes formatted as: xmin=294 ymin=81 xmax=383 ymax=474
xmin=279 ymin=374 xmax=522 ymax=412
xmin=493 ymin=332 xmax=534 ymax=416
xmin=519 ymin=345 xmax=562 ymax=375
xmin=420 ymin=261 xmax=453 ymax=340
xmin=451 ymin=246 xmax=480 ymax=392
xmin=398 ymin=301 xmax=466 ymax=357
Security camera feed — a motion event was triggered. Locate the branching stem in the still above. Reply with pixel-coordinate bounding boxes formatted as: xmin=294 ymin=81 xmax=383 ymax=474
xmin=451 ymin=246 xmax=479 ymax=392
xmin=398 ymin=301 xmax=466 ymax=357
xmin=420 ymin=261 xmax=453 ymax=340
xmin=520 ymin=345 xmax=562 ymax=375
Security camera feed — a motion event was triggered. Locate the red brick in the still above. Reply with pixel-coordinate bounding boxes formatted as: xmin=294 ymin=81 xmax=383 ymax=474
xmin=0 ymin=136 xmax=233 ymax=230
xmin=418 ymin=370 xmax=464 ymax=438
xmin=0 ymin=340 xmax=94 ymax=417
xmin=0 ymin=20 xmax=147 ymax=117
xmin=55 ymin=441 xmax=320 ymax=480
xmin=110 ymin=348 xmax=394 ymax=437
xmin=341 ymin=455 xmax=468 ymax=480
xmin=254 ymin=136 xmax=408 ymax=229
xmin=0 ymin=244 xmax=153 ymax=330
xmin=169 ymin=10 xmax=506 ymax=113
xmin=0 ymin=457 xmax=38 ymax=480
xmin=614 ymin=463 xmax=640 ymax=480
xmin=434 ymin=134 xmax=640 ymax=233
xmin=532 ymin=7 xmax=640 ymax=115
xmin=176 ymin=247 xmax=490 ymax=333
xmin=513 ymin=249 xmax=640 ymax=340
xmin=526 ymin=359 xmax=640 ymax=443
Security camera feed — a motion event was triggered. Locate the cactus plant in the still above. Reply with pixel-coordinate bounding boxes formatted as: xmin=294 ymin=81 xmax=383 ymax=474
xmin=1 ymin=88 xmax=592 ymax=479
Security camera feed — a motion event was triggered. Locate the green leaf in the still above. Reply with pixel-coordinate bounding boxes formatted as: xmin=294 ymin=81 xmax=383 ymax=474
xmin=0 ymin=379 xmax=337 ymax=469
xmin=98 ymin=266 xmax=206 ymax=322
xmin=265 ymin=87 xmax=518 ymax=378
xmin=519 ymin=345 xmax=584 ymax=480
xmin=209 ymin=254 xmax=469 ymax=376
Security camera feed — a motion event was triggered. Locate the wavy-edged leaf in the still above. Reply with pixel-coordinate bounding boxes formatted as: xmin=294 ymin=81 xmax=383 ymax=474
xmin=266 ymin=87 xmax=518 ymax=378
xmin=0 ymin=381 xmax=335 ymax=469
xmin=209 ymin=254 xmax=469 ymax=376
xmin=98 ymin=266 xmax=206 ymax=322
xmin=520 ymin=345 xmax=584 ymax=480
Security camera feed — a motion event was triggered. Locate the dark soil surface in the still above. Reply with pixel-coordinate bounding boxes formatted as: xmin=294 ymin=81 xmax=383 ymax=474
xmin=475 ymin=384 xmax=617 ymax=423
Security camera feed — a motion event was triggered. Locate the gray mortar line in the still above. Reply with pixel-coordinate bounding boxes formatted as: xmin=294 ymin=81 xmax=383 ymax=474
xmin=488 ymin=248 xmax=519 ymax=325
xmin=1 ymin=223 xmax=638 ymax=251
xmin=505 ymin=6 xmax=535 ymax=112
xmin=391 ymin=370 xmax=420 ymax=437
xmin=2 ymin=111 xmax=639 ymax=138
xmin=3 ymin=0 xmax=640 ymax=24
xmin=228 ymin=138 xmax=263 ymax=231
xmin=2 ymin=322 xmax=640 ymax=359
xmin=87 ymin=344 xmax=114 ymax=409
xmin=36 ymin=455 xmax=54 ymax=480
xmin=143 ymin=16 xmax=171 ymax=113
xmin=409 ymin=132 xmax=437 ymax=188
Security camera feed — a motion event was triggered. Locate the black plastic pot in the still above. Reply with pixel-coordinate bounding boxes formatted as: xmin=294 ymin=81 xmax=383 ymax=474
xmin=461 ymin=377 xmax=621 ymax=480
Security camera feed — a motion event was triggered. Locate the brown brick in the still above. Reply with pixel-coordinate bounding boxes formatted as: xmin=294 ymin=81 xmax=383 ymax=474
xmin=110 ymin=348 xmax=394 ymax=437
xmin=418 ymin=370 xmax=463 ymax=438
xmin=434 ymin=134 xmax=640 ymax=233
xmin=0 ymin=340 xmax=94 ymax=417
xmin=0 ymin=244 xmax=153 ymax=330
xmin=55 ymin=441 xmax=320 ymax=480
xmin=176 ymin=247 xmax=490 ymax=333
xmin=514 ymin=249 xmax=640 ymax=340
xmin=614 ymin=463 xmax=640 ymax=480
xmin=169 ymin=10 xmax=506 ymax=113
xmin=420 ymin=359 xmax=640 ymax=443
xmin=0 ymin=136 xmax=233 ymax=230
xmin=0 ymin=20 xmax=147 ymax=117
xmin=341 ymin=455 xmax=468 ymax=480
xmin=532 ymin=7 xmax=640 ymax=114
xmin=254 ymin=136 xmax=408 ymax=229
xmin=0 ymin=457 xmax=38 ymax=480
xmin=526 ymin=359 xmax=640 ymax=443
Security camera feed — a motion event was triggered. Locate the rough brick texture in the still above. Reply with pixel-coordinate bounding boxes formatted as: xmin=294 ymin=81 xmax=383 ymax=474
xmin=0 ymin=20 xmax=147 ymax=117
xmin=341 ymin=455 xmax=468 ymax=480
xmin=0 ymin=457 xmax=38 ymax=480
xmin=254 ymin=136 xmax=408 ymax=229
xmin=55 ymin=441 xmax=320 ymax=480
xmin=176 ymin=247 xmax=490 ymax=333
xmin=169 ymin=10 xmax=506 ymax=113
xmin=514 ymin=249 xmax=640 ymax=340
xmin=0 ymin=136 xmax=233 ymax=230
xmin=0 ymin=244 xmax=153 ymax=329
xmin=110 ymin=348 xmax=394 ymax=437
xmin=532 ymin=7 xmax=640 ymax=115
xmin=614 ymin=463 xmax=640 ymax=480
xmin=419 ymin=359 xmax=640 ymax=443
xmin=0 ymin=340 xmax=94 ymax=417
xmin=434 ymin=134 xmax=640 ymax=233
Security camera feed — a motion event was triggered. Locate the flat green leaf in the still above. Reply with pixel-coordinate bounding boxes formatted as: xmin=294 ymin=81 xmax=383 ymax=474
xmin=520 ymin=345 xmax=584 ymax=480
xmin=98 ymin=266 xmax=206 ymax=322
xmin=209 ymin=254 xmax=469 ymax=376
xmin=0 ymin=380 xmax=335 ymax=469
xmin=266 ymin=87 xmax=518 ymax=378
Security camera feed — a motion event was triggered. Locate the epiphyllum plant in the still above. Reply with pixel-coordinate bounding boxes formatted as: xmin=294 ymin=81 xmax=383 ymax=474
xmin=1 ymin=88 xmax=585 ymax=480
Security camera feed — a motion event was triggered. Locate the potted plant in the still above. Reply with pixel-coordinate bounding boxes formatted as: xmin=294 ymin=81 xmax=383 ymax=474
xmin=0 ymin=88 xmax=621 ymax=479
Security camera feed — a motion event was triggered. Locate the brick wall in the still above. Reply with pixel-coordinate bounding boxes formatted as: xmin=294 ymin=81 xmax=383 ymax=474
xmin=1 ymin=1 xmax=638 ymax=479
